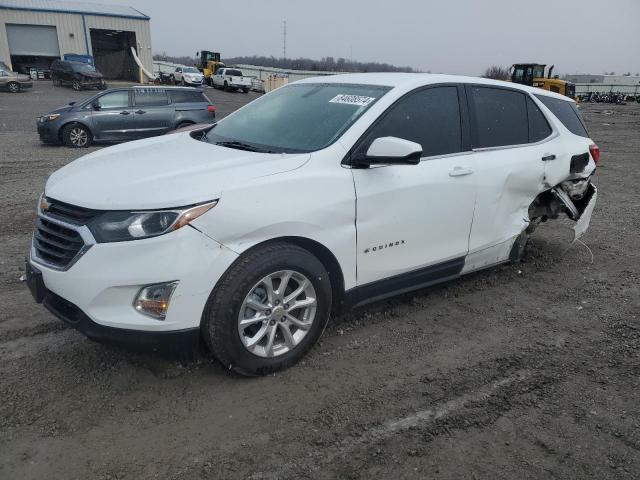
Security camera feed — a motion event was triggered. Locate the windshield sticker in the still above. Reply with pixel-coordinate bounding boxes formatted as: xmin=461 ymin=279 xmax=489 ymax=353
xmin=329 ymin=94 xmax=376 ymax=107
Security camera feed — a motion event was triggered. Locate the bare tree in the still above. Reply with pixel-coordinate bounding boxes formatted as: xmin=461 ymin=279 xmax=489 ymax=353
xmin=482 ymin=65 xmax=510 ymax=80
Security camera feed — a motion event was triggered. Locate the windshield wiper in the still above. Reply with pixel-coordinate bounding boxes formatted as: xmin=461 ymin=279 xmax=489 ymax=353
xmin=215 ymin=141 xmax=276 ymax=153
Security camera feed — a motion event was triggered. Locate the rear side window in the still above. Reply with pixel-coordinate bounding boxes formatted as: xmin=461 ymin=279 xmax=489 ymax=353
xmin=169 ymin=90 xmax=207 ymax=103
xmin=535 ymin=95 xmax=589 ymax=138
xmin=527 ymin=97 xmax=552 ymax=142
xmin=226 ymin=69 xmax=242 ymax=76
xmin=362 ymin=86 xmax=462 ymax=157
xmin=135 ymin=89 xmax=169 ymax=106
xmin=470 ymin=87 xmax=528 ymax=148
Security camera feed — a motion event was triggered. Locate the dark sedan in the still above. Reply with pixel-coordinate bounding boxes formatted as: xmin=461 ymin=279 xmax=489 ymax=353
xmin=37 ymin=86 xmax=217 ymax=147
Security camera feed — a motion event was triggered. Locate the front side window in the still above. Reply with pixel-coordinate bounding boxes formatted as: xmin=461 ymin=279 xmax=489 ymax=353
xmin=205 ymin=83 xmax=391 ymax=153
xmin=470 ymin=87 xmax=528 ymax=148
xmin=359 ymin=86 xmax=462 ymax=158
xmin=535 ymin=94 xmax=589 ymax=138
xmin=134 ymin=89 xmax=168 ymax=107
xmin=96 ymin=91 xmax=129 ymax=109
xmin=175 ymin=67 xmax=181 ymax=73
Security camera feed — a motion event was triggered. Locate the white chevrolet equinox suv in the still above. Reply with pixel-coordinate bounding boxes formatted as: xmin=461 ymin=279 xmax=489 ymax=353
xmin=26 ymin=74 xmax=598 ymax=375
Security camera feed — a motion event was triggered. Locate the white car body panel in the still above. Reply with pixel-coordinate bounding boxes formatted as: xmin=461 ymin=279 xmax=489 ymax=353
xmin=32 ymin=72 xmax=597 ymax=334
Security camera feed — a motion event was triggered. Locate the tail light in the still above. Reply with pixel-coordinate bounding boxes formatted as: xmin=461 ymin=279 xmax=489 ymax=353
xmin=207 ymin=105 xmax=216 ymax=113
xmin=589 ymin=144 xmax=600 ymax=165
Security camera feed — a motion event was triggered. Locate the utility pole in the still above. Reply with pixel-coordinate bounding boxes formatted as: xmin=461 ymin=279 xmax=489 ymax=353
xmin=283 ymin=20 xmax=287 ymax=60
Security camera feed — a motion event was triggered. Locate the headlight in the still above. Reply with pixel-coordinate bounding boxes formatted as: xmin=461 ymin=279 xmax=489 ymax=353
xmin=41 ymin=114 xmax=60 ymax=122
xmin=88 ymin=201 xmax=217 ymax=243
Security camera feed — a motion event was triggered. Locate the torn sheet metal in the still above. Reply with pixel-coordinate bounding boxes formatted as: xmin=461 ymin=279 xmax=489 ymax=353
xmin=574 ymin=186 xmax=597 ymax=241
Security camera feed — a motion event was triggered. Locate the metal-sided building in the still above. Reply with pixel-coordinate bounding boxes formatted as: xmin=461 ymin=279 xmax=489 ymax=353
xmin=0 ymin=0 xmax=152 ymax=80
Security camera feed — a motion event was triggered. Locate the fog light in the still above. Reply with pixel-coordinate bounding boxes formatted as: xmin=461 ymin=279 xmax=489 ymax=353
xmin=133 ymin=281 xmax=178 ymax=320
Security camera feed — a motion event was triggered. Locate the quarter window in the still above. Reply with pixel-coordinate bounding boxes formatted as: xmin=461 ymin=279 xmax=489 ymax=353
xmin=526 ymin=97 xmax=552 ymax=142
xmin=470 ymin=87 xmax=528 ymax=148
xmin=96 ymin=91 xmax=129 ymax=109
xmin=535 ymin=94 xmax=589 ymax=138
xmin=361 ymin=86 xmax=462 ymax=158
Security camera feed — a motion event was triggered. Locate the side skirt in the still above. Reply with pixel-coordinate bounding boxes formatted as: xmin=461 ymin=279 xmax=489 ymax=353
xmin=344 ymin=257 xmax=465 ymax=309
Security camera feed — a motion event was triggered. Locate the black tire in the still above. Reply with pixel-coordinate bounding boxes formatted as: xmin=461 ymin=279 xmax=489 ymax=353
xmin=242 ymin=87 xmax=249 ymax=93
xmin=7 ymin=81 xmax=20 ymax=93
xmin=223 ymin=81 xmax=230 ymax=92
xmin=174 ymin=121 xmax=194 ymax=130
xmin=98 ymin=81 xmax=107 ymax=90
xmin=62 ymin=123 xmax=92 ymax=148
xmin=202 ymin=242 xmax=332 ymax=376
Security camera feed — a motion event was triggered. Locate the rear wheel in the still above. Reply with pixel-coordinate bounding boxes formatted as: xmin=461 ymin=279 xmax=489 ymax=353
xmin=72 ymin=79 xmax=82 ymax=91
xmin=7 ymin=82 xmax=20 ymax=93
xmin=202 ymin=242 xmax=332 ymax=376
xmin=62 ymin=123 xmax=92 ymax=148
xmin=242 ymin=87 xmax=249 ymax=93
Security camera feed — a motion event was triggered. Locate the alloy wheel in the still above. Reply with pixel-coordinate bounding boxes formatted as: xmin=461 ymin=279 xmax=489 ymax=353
xmin=8 ymin=82 xmax=19 ymax=93
xmin=69 ymin=127 xmax=88 ymax=147
xmin=238 ymin=270 xmax=317 ymax=358
xmin=72 ymin=80 xmax=81 ymax=91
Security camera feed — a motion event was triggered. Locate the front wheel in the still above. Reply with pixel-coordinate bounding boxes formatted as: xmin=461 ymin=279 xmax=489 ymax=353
xmin=242 ymin=87 xmax=249 ymax=93
xmin=7 ymin=82 xmax=20 ymax=93
xmin=62 ymin=123 xmax=92 ymax=148
xmin=72 ymin=79 xmax=82 ymax=91
xmin=202 ymin=242 xmax=332 ymax=376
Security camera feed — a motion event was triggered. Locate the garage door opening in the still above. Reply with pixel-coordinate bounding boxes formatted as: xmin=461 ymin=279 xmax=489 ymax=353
xmin=6 ymin=24 xmax=60 ymax=75
xmin=90 ymin=29 xmax=138 ymax=81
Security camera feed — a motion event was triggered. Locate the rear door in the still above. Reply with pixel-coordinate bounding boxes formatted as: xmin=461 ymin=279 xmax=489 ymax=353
xmin=464 ymin=85 xmax=553 ymax=256
xmin=90 ymin=90 xmax=136 ymax=141
xmin=132 ymin=88 xmax=173 ymax=137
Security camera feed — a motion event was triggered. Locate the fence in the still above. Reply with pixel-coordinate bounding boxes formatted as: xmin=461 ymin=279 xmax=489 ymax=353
xmin=575 ymin=83 xmax=640 ymax=95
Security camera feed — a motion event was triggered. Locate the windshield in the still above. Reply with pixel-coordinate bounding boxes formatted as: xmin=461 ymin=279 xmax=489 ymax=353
xmin=184 ymin=67 xmax=199 ymax=73
xmin=205 ymin=83 xmax=390 ymax=153
xmin=72 ymin=63 xmax=96 ymax=73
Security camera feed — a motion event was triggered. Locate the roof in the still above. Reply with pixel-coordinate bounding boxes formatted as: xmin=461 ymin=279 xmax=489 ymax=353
xmin=293 ymin=72 xmax=574 ymax=102
xmin=0 ymin=0 xmax=149 ymax=19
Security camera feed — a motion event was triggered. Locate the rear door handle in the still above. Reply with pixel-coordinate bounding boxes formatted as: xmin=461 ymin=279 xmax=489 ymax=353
xmin=449 ymin=166 xmax=474 ymax=177
xmin=119 ymin=111 xmax=130 ymax=115
xmin=542 ymin=154 xmax=557 ymax=161
xmin=135 ymin=110 xmax=146 ymax=115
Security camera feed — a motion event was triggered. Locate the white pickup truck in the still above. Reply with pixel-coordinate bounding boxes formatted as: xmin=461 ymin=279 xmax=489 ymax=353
xmin=211 ymin=68 xmax=252 ymax=93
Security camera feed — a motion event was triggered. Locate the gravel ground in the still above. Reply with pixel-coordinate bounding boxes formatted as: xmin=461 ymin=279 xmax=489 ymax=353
xmin=0 ymin=83 xmax=638 ymax=479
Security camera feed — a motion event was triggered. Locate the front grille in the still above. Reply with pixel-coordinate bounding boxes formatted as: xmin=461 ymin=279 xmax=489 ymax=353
xmin=43 ymin=197 xmax=99 ymax=225
xmin=34 ymin=218 xmax=85 ymax=269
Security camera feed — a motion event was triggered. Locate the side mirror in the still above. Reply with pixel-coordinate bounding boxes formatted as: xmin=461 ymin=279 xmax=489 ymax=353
xmin=92 ymin=101 xmax=101 ymax=111
xmin=356 ymin=137 xmax=422 ymax=167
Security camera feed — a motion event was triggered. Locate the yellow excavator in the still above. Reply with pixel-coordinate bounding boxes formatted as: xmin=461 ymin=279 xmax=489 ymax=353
xmin=195 ymin=51 xmax=226 ymax=85
xmin=510 ymin=63 xmax=576 ymax=99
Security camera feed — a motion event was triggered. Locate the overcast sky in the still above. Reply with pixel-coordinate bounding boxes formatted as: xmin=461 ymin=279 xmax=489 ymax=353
xmin=102 ymin=0 xmax=639 ymax=75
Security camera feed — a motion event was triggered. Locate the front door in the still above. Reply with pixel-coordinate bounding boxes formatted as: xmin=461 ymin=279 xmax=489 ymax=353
xmin=352 ymin=85 xmax=477 ymax=286
xmin=90 ymin=90 xmax=135 ymax=141
xmin=131 ymin=88 xmax=173 ymax=138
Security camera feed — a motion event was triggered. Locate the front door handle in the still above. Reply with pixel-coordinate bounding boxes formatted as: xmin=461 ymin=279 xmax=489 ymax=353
xmin=119 ymin=111 xmax=130 ymax=115
xmin=542 ymin=154 xmax=557 ymax=161
xmin=449 ymin=166 xmax=474 ymax=177
xmin=135 ymin=110 xmax=146 ymax=115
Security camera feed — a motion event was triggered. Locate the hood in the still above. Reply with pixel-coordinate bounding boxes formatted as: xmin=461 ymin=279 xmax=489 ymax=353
xmin=45 ymin=133 xmax=311 ymax=210
xmin=47 ymin=104 xmax=75 ymax=115
xmin=78 ymin=71 xmax=103 ymax=79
